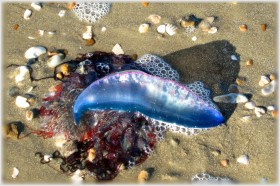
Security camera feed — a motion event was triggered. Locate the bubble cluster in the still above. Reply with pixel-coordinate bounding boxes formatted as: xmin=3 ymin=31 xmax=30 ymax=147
xmin=186 ymin=81 xmax=218 ymax=110
xmin=135 ymin=54 xmax=180 ymax=81
xmin=73 ymin=2 xmax=111 ymax=23
xmin=191 ymin=173 xmax=233 ymax=184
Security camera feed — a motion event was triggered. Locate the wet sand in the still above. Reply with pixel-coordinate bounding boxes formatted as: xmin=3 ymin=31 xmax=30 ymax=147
xmin=2 ymin=2 xmax=277 ymax=184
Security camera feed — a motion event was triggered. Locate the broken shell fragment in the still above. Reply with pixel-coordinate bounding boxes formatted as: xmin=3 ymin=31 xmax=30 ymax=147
xmin=269 ymin=73 xmax=277 ymax=81
xmin=213 ymin=93 xmax=249 ymax=103
xmin=58 ymin=10 xmax=66 ymax=17
xmin=244 ymin=101 xmax=256 ymax=110
xmin=261 ymin=80 xmax=276 ymax=96
xmin=254 ymin=106 xmax=266 ymax=117
xmin=239 ymin=24 xmax=247 ymax=32
xmin=23 ymin=9 xmax=32 ymax=20
xmin=15 ymin=66 xmax=30 ymax=83
xmin=15 ymin=96 xmax=30 ymax=108
xmin=138 ymin=23 xmax=150 ymax=33
xmin=82 ymin=26 xmax=93 ymax=40
xmin=260 ymin=24 xmax=267 ymax=31
xmin=47 ymin=53 xmax=65 ymax=68
xmin=12 ymin=167 xmax=19 ymax=178
xmin=259 ymin=75 xmax=271 ymax=87
xmin=165 ymin=23 xmax=177 ymax=36
xmin=180 ymin=20 xmax=195 ymax=28
xmin=112 ymin=44 xmax=124 ymax=55
xmin=208 ymin=27 xmax=218 ymax=34
xmin=220 ymin=159 xmax=229 ymax=167
xmin=267 ymin=105 xmax=276 ymax=111
xmin=148 ymin=14 xmax=161 ymax=24
xmin=25 ymin=46 xmax=47 ymax=59
xmin=237 ymin=155 xmax=249 ymax=165
xmin=138 ymin=170 xmax=150 ymax=182
xmin=31 ymin=3 xmax=42 ymax=11
xmin=25 ymin=108 xmax=40 ymax=121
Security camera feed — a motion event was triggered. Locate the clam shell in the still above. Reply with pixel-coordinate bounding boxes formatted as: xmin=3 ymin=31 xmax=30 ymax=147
xmin=259 ymin=75 xmax=271 ymax=87
xmin=47 ymin=53 xmax=65 ymax=68
xmin=237 ymin=155 xmax=249 ymax=165
xmin=254 ymin=106 xmax=266 ymax=117
xmin=244 ymin=101 xmax=255 ymax=109
xmin=208 ymin=27 xmax=218 ymax=34
xmin=165 ymin=23 xmax=177 ymax=36
xmin=261 ymin=80 xmax=276 ymax=96
xmin=31 ymin=3 xmax=42 ymax=11
xmin=157 ymin=24 xmax=166 ymax=34
xmin=213 ymin=93 xmax=248 ymax=103
xmin=11 ymin=167 xmax=19 ymax=178
xmin=15 ymin=96 xmax=30 ymax=108
xmin=148 ymin=14 xmax=161 ymax=24
xmin=112 ymin=44 xmax=124 ymax=55
xmin=138 ymin=23 xmax=150 ymax=33
xmin=25 ymin=46 xmax=47 ymax=59
xmin=15 ymin=66 xmax=30 ymax=83
xmin=23 ymin=9 xmax=32 ymax=19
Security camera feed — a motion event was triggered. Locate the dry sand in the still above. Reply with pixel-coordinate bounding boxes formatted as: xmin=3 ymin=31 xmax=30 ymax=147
xmin=2 ymin=2 xmax=277 ymax=184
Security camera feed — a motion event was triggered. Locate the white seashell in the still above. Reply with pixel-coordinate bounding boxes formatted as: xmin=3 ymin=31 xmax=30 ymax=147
xmin=47 ymin=53 xmax=65 ymax=68
xmin=24 ymin=9 xmax=32 ymax=19
xmin=138 ymin=23 xmax=150 ymax=33
xmin=27 ymin=86 xmax=34 ymax=93
xmin=43 ymin=154 xmax=53 ymax=162
xmin=237 ymin=155 xmax=249 ymax=165
xmin=261 ymin=80 xmax=276 ymax=96
xmin=48 ymin=31 xmax=56 ymax=35
xmin=213 ymin=93 xmax=249 ymax=103
xmin=231 ymin=55 xmax=238 ymax=61
xmin=71 ymin=170 xmax=84 ymax=183
xmin=165 ymin=23 xmax=177 ymax=36
xmin=58 ymin=10 xmax=66 ymax=17
xmin=254 ymin=106 xmax=266 ymax=117
xmin=259 ymin=75 xmax=271 ymax=87
xmin=157 ymin=24 xmax=166 ymax=34
xmin=82 ymin=26 xmax=93 ymax=39
xmin=25 ymin=46 xmax=47 ymax=59
xmin=15 ymin=66 xmax=30 ymax=83
xmin=267 ymin=105 xmax=276 ymax=111
xmin=11 ymin=167 xmax=19 ymax=178
xmin=31 ymin=3 xmax=42 ymax=11
xmin=15 ymin=96 xmax=30 ymax=108
xmin=101 ymin=27 xmax=107 ymax=32
xmin=241 ymin=115 xmax=251 ymax=122
xmin=112 ymin=44 xmax=124 ymax=55
xmin=191 ymin=36 xmax=197 ymax=41
xmin=244 ymin=101 xmax=255 ymax=110
xmin=208 ymin=26 xmax=218 ymax=34
xmin=148 ymin=14 xmax=161 ymax=24
xmin=27 ymin=36 xmax=36 ymax=40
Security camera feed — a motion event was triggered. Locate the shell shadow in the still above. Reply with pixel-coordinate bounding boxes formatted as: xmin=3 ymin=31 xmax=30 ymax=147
xmin=163 ymin=40 xmax=240 ymax=122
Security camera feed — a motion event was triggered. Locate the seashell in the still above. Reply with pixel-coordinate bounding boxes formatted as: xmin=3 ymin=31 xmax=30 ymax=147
xmin=260 ymin=24 xmax=267 ymax=31
xmin=142 ymin=2 xmax=149 ymax=7
xmin=180 ymin=20 xmax=195 ymax=28
xmin=12 ymin=167 xmax=19 ymax=178
xmin=220 ymin=159 xmax=229 ymax=167
xmin=231 ymin=55 xmax=238 ymax=61
xmin=71 ymin=170 xmax=84 ymax=183
xmin=25 ymin=108 xmax=40 ymax=121
xmin=23 ymin=9 xmax=32 ymax=19
xmin=261 ymin=80 xmax=276 ymax=96
xmin=246 ymin=59 xmax=253 ymax=66
xmin=43 ymin=154 xmax=53 ymax=162
xmin=254 ymin=106 xmax=266 ymax=117
xmin=213 ymin=93 xmax=249 ymax=103
xmin=205 ymin=16 xmax=215 ymax=24
xmin=241 ymin=115 xmax=251 ymax=122
xmin=148 ymin=14 xmax=161 ymax=24
xmin=15 ymin=66 xmax=30 ymax=83
xmin=269 ymin=73 xmax=277 ymax=81
xmin=112 ymin=44 xmax=124 ymax=55
xmin=138 ymin=23 xmax=150 ymax=33
xmin=239 ymin=24 xmax=247 ymax=32
xmin=86 ymin=148 xmax=96 ymax=162
xmin=60 ymin=64 xmax=70 ymax=76
xmin=267 ymin=105 xmax=276 ymax=111
xmin=66 ymin=2 xmax=76 ymax=10
xmin=101 ymin=27 xmax=107 ymax=32
xmin=58 ymin=10 xmax=66 ymax=17
xmin=27 ymin=36 xmax=36 ymax=40
xmin=48 ymin=31 xmax=56 ymax=35
xmin=25 ymin=46 xmax=47 ymax=59
xmin=38 ymin=29 xmax=45 ymax=36
xmin=82 ymin=26 xmax=93 ymax=39
xmin=165 ymin=23 xmax=177 ymax=36
xmin=191 ymin=36 xmax=197 ymax=41
xmin=31 ymin=3 xmax=42 ymax=11
xmin=198 ymin=20 xmax=212 ymax=32
xmin=56 ymin=72 xmax=64 ymax=80
xmin=85 ymin=38 xmax=95 ymax=46
xmin=157 ymin=24 xmax=166 ymax=34
xmin=244 ymin=101 xmax=255 ymax=109
xmin=47 ymin=53 xmax=65 ymax=68
xmin=138 ymin=170 xmax=149 ymax=182
xmin=208 ymin=27 xmax=218 ymax=34
xmin=15 ymin=96 xmax=30 ymax=108
xmin=237 ymin=155 xmax=249 ymax=165
xmin=211 ymin=150 xmax=221 ymax=156
xmin=259 ymin=75 xmax=271 ymax=87
xmin=271 ymin=110 xmax=278 ymax=118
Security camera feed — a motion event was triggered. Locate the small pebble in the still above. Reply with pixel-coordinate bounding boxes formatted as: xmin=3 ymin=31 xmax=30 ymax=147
xmin=260 ymin=24 xmax=267 ymax=31
xmin=254 ymin=106 xmax=266 ymax=117
xmin=236 ymin=78 xmax=244 ymax=86
xmin=138 ymin=170 xmax=150 ymax=182
xmin=239 ymin=24 xmax=247 ymax=32
xmin=271 ymin=110 xmax=278 ymax=118
xmin=48 ymin=31 xmax=56 ymax=35
xmin=56 ymin=72 xmax=64 ymax=80
xmin=66 ymin=2 xmax=76 ymax=10
xmin=25 ymin=108 xmax=40 ymax=121
xmin=15 ymin=96 xmax=30 ymax=108
xmin=211 ymin=150 xmax=221 ymax=156
xmin=13 ymin=24 xmax=20 ymax=30
xmin=246 ymin=59 xmax=253 ymax=66
xmin=269 ymin=73 xmax=277 ymax=81
xmin=237 ymin=155 xmax=249 ymax=165
xmin=130 ymin=54 xmax=138 ymax=61
xmin=191 ymin=36 xmax=197 ymax=41
xmin=220 ymin=159 xmax=229 ymax=167
xmin=23 ymin=9 xmax=32 ymax=20
xmin=112 ymin=44 xmax=124 ymax=55
xmin=9 ymin=86 xmax=20 ymax=97
xmin=85 ymin=38 xmax=95 ymax=46
xmin=180 ymin=20 xmax=195 ymax=28
xmin=11 ymin=167 xmax=19 ymax=178
xmin=142 ymin=2 xmax=149 ymax=7
xmin=101 ymin=27 xmax=107 ymax=32
xmin=58 ymin=10 xmax=66 ymax=17
xmin=244 ymin=101 xmax=255 ymax=110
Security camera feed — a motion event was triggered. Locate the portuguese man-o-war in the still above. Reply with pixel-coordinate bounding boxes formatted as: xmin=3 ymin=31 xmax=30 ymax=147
xmin=73 ymin=70 xmax=224 ymax=128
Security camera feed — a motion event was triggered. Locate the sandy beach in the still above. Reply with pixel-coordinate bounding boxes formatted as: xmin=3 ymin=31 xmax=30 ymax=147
xmin=2 ymin=2 xmax=277 ymax=184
